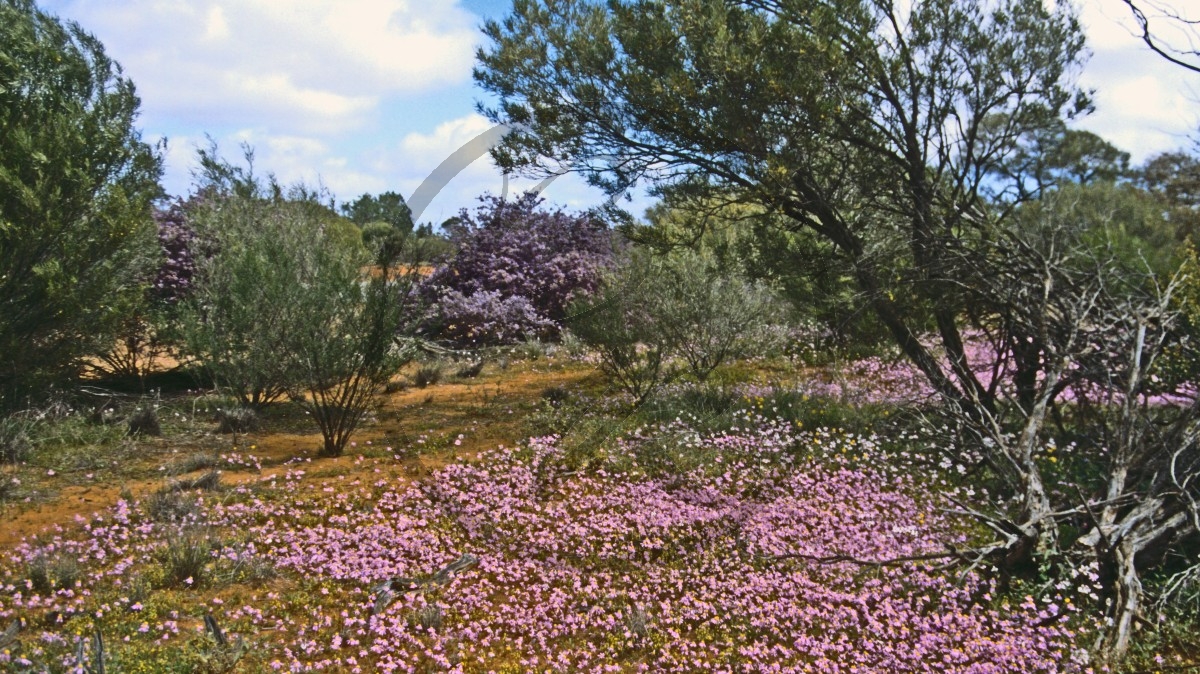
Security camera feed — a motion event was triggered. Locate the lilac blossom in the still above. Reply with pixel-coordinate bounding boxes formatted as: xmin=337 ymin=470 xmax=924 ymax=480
xmin=421 ymin=193 xmax=613 ymax=346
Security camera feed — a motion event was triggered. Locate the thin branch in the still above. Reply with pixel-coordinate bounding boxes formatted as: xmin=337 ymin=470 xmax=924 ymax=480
xmin=1122 ymin=0 xmax=1200 ymax=74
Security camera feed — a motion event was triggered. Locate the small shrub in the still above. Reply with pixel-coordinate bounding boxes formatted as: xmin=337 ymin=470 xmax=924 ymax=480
xmin=0 ymin=415 xmax=34 ymax=463
xmin=144 ymin=489 xmax=201 ymax=522
xmin=127 ymin=406 xmax=161 ymax=436
xmin=454 ymin=360 xmax=485 ymax=379
xmin=624 ymin=604 xmax=650 ymax=640
xmin=558 ymin=329 xmax=589 ymax=359
xmin=512 ymin=339 xmax=548 ymax=361
xmin=155 ymin=530 xmax=214 ymax=588
xmin=26 ymin=553 xmax=81 ymax=594
xmin=171 ymin=452 xmax=219 ymax=475
xmin=540 ymin=385 xmax=571 ymax=407
xmin=214 ymin=407 xmax=259 ymax=434
xmin=88 ymin=401 xmax=121 ymax=426
xmin=569 ymin=289 xmax=675 ymax=405
xmin=180 ymin=469 xmax=223 ymax=492
xmin=641 ymin=247 xmax=788 ymax=382
xmin=385 ymin=378 xmax=409 ymax=394
xmin=409 ymin=604 xmax=443 ymax=631
xmin=221 ymin=553 xmax=277 ymax=585
xmin=413 ymin=363 xmax=443 ymax=389
xmin=0 ymin=476 xmax=15 ymax=501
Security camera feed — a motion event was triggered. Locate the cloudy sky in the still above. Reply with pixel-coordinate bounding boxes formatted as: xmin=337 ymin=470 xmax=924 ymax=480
xmin=38 ymin=0 xmax=1200 ymax=225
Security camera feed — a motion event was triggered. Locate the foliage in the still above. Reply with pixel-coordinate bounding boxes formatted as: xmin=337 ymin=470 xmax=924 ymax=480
xmin=285 ymin=253 xmax=418 ymax=457
xmin=475 ymin=0 xmax=1089 ymax=406
xmin=569 ymin=251 xmax=677 ymax=403
xmin=425 ymin=287 xmax=557 ymax=346
xmin=341 ymin=191 xmax=415 ymax=233
xmin=180 ymin=149 xmax=420 ymax=454
xmin=421 ymin=192 xmax=613 ymax=346
xmin=571 ymin=243 xmax=787 ymax=399
xmin=179 ymin=187 xmax=317 ymax=407
xmin=645 ymin=247 xmax=789 ymax=381
xmin=992 ymin=122 xmax=1131 ymax=201
xmin=151 ymin=201 xmax=197 ymax=305
xmin=0 ymin=0 xmax=163 ymax=412
xmin=1157 ymin=241 xmax=1200 ymax=395
xmin=0 ymin=414 xmax=34 ymax=464
xmin=632 ymin=198 xmax=887 ymax=347
xmin=474 ymin=0 xmax=1200 ymax=658
xmin=90 ymin=201 xmax=197 ymax=385
xmin=1135 ymin=149 xmax=1200 ymax=242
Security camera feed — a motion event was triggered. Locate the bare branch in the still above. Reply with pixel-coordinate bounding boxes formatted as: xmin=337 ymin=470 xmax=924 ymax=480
xmin=1122 ymin=0 xmax=1200 ymax=74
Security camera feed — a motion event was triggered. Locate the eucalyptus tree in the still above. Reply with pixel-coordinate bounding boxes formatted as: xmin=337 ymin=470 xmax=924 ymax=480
xmin=474 ymin=0 xmax=1200 ymax=657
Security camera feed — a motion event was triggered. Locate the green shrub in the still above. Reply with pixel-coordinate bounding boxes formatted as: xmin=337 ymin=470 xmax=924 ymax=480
xmin=0 ymin=0 xmax=163 ymax=413
xmin=0 ymin=415 xmax=34 ymax=464
xmin=155 ymin=530 xmax=214 ymax=588
xmin=180 ymin=150 xmax=421 ymax=455
xmin=214 ymin=407 xmax=259 ymax=434
xmin=413 ymin=363 xmax=443 ymax=389
xmin=647 ymin=248 xmax=788 ymax=381
xmin=144 ymin=489 xmax=201 ymax=523
xmin=569 ymin=253 xmax=676 ymax=404
xmin=26 ymin=552 xmax=81 ymax=594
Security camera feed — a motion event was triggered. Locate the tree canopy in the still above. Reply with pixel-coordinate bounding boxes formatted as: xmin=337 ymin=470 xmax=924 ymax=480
xmin=341 ymin=191 xmax=415 ymax=233
xmin=0 ymin=0 xmax=163 ymax=411
xmin=476 ymin=0 xmax=1089 ymax=406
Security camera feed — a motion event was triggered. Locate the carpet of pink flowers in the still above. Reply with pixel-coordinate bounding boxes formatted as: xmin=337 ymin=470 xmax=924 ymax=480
xmin=1 ymin=418 xmax=1092 ymax=672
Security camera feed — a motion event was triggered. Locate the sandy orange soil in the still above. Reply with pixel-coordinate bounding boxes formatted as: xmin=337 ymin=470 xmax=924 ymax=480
xmin=0 ymin=358 xmax=598 ymax=551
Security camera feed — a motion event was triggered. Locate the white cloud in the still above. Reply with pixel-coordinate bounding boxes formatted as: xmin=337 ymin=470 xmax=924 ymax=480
xmin=1076 ymin=0 xmax=1199 ymax=162
xmin=384 ymin=114 xmax=644 ymax=223
xmin=46 ymin=0 xmax=479 ymax=133
xmin=203 ymin=5 xmax=230 ymax=42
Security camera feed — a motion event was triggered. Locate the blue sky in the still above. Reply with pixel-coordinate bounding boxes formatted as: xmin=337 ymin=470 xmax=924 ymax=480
xmin=37 ymin=0 xmax=1200 ymax=225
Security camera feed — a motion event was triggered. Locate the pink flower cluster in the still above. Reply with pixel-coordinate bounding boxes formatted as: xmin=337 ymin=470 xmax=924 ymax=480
xmin=214 ymin=423 xmax=1084 ymax=672
xmin=788 ymin=334 xmax=1197 ymax=408
xmin=0 ymin=421 xmax=1089 ymax=672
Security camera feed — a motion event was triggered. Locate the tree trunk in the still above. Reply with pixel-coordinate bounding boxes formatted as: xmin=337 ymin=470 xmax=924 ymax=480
xmin=1103 ymin=540 xmax=1143 ymax=660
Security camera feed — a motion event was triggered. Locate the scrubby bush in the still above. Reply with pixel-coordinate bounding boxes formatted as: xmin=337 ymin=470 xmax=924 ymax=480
xmin=180 ymin=148 xmax=421 ymax=455
xmin=413 ymin=363 xmax=443 ymax=389
xmin=0 ymin=415 xmax=34 ymax=464
xmin=421 ymin=193 xmax=612 ymax=346
xmin=648 ymin=248 xmax=789 ymax=381
xmin=90 ymin=201 xmax=198 ymax=386
xmin=179 ymin=186 xmax=314 ymax=407
xmin=571 ymin=247 xmax=789 ymax=401
xmin=214 ymin=407 xmax=258 ymax=434
xmin=287 ymin=261 xmax=417 ymax=457
xmin=569 ymin=251 xmax=677 ymax=404
xmin=126 ymin=406 xmax=161 ymax=437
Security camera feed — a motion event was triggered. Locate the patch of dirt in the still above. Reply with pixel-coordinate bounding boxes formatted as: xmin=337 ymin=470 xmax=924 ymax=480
xmin=0 ymin=358 xmax=598 ymax=553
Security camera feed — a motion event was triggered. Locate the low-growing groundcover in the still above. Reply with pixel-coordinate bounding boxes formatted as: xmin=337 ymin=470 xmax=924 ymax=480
xmin=0 ymin=414 xmax=1093 ymax=673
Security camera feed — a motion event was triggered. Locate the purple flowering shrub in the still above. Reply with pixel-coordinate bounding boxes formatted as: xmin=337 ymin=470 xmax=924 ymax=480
xmin=421 ymin=193 xmax=612 ymax=346
xmin=1 ymin=420 xmax=1090 ymax=672
xmin=151 ymin=200 xmax=196 ymax=305
xmin=425 ymin=288 xmax=557 ymax=346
